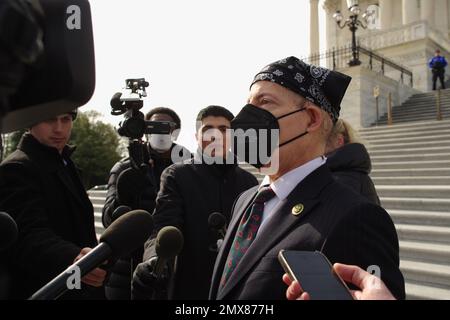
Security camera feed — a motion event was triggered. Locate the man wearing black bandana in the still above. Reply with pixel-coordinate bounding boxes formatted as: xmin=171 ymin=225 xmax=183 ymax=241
xmin=209 ymin=57 xmax=405 ymax=300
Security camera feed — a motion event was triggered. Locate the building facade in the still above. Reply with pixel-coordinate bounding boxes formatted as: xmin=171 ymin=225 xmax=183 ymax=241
xmin=311 ymin=0 xmax=450 ymax=91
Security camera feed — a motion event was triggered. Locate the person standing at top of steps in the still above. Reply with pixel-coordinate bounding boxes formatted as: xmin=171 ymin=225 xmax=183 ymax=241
xmin=325 ymin=118 xmax=380 ymax=205
xmin=429 ymin=49 xmax=448 ymax=91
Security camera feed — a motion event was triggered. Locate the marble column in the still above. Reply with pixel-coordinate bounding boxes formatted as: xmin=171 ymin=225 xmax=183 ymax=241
xmin=421 ymin=0 xmax=435 ymax=28
xmin=379 ymin=0 xmax=392 ymax=30
xmin=310 ymin=0 xmax=320 ymax=55
xmin=434 ymin=0 xmax=449 ymax=36
xmin=402 ymin=0 xmax=420 ymax=25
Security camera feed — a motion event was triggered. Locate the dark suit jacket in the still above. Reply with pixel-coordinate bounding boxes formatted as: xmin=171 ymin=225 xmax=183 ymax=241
xmin=143 ymin=157 xmax=258 ymax=299
xmin=0 ymin=133 xmax=101 ymax=299
xmin=209 ymin=165 xmax=405 ymax=300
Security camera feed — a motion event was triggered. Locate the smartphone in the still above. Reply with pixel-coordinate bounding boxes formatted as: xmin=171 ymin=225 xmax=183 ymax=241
xmin=278 ymin=250 xmax=354 ymax=300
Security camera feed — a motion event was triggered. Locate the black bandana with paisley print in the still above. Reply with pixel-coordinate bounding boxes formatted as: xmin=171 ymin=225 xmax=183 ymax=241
xmin=251 ymin=56 xmax=352 ymax=123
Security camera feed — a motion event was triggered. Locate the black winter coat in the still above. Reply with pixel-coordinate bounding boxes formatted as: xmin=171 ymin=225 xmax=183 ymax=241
xmin=0 ymin=133 xmax=102 ymax=299
xmin=327 ymin=143 xmax=380 ymax=205
xmin=102 ymin=143 xmax=191 ymax=300
xmin=143 ymin=155 xmax=258 ymax=300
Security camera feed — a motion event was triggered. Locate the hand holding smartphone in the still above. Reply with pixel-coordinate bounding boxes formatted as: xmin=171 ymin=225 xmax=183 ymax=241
xmin=278 ymin=250 xmax=354 ymax=300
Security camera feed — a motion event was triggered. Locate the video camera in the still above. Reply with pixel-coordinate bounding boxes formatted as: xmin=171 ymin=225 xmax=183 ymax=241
xmin=110 ymin=78 xmax=173 ymax=140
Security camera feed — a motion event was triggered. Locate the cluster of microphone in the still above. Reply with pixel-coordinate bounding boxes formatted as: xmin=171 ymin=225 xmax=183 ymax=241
xmin=27 ymin=207 xmax=189 ymax=300
xmin=0 ymin=207 xmax=229 ymax=300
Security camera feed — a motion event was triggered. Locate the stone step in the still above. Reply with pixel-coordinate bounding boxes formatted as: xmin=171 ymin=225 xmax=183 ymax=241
xmin=93 ymin=204 xmax=103 ymax=213
xmin=95 ymin=221 xmax=104 ymax=237
xmin=405 ymin=281 xmax=450 ymax=300
xmin=94 ymin=211 xmax=102 ymax=223
xmin=367 ymin=140 xmax=450 ymax=151
xmin=398 ymin=97 xmax=450 ymax=107
xmin=376 ymin=114 xmax=450 ymax=125
xmin=407 ymin=97 xmax=450 ymax=104
xmin=386 ymin=106 xmax=450 ymax=116
xmin=367 ymin=146 xmax=450 ymax=157
xmin=87 ymin=190 xmax=107 ymax=197
xmin=89 ymin=197 xmax=105 ymax=206
xmin=371 ymin=168 xmax=450 ymax=177
xmin=396 ymin=224 xmax=450 ymax=244
xmin=381 ymin=197 xmax=450 ymax=212
xmin=371 ymin=153 xmax=450 ymax=163
xmin=367 ymin=133 xmax=450 ymax=145
xmin=408 ymin=91 xmax=450 ymax=98
xmin=373 ymin=176 xmax=450 ymax=185
xmin=388 ymin=209 xmax=450 ymax=226
xmin=402 ymin=97 xmax=450 ymax=105
xmin=400 ymin=240 xmax=450 ymax=264
xmin=372 ymin=160 xmax=450 ymax=170
xmin=401 ymin=260 xmax=450 ymax=289
xmin=360 ymin=119 xmax=450 ymax=133
xmin=376 ymin=185 xmax=450 ymax=199
xmin=361 ymin=127 xmax=450 ymax=141
xmin=361 ymin=126 xmax=450 ymax=139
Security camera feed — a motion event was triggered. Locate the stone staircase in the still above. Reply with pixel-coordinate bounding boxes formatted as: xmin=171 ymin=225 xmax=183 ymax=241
xmin=87 ymin=189 xmax=107 ymax=240
xmin=375 ymin=89 xmax=450 ymax=125
xmin=359 ymin=119 xmax=450 ymax=300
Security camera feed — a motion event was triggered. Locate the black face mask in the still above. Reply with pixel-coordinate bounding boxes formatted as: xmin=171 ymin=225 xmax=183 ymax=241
xmin=231 ymin=104 xmax=308 ymax=169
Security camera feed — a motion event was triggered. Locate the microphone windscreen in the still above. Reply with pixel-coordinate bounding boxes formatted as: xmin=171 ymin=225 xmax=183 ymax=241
xmin=110 ymin=92 xmax=123 ymax=109
xmin=0 ymin=212 xmax=18 ymax=250
xmin=100 ymin=210 xmax=153 ymax=257
xmin=208 ymin=212 xmax=226 ymax=229
xmin=111 ymin=205 xmax=132 ymax=222
xmin=155 ymin=226 xmax=184 ymax=259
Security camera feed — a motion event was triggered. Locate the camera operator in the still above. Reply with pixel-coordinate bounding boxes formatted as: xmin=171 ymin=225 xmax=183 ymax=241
xmin=0 ymin=111 xmax=106 ymax=300
xmin=102 ymin=107 xmax=191 ymax=300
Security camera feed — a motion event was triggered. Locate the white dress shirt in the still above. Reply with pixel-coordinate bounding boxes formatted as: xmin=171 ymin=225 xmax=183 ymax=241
xmin=256 ymin=156 xmax=327 ymax=237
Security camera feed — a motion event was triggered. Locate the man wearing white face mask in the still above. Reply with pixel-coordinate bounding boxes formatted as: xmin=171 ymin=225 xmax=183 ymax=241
xmin=102 ymin=107 xmax=191 ymax=300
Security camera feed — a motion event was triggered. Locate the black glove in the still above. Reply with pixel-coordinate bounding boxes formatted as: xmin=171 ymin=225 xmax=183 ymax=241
xmin=116 ymin=166 xmax=156 ymax=208
xmin=131 ymin=257 xmax=170 ymax=300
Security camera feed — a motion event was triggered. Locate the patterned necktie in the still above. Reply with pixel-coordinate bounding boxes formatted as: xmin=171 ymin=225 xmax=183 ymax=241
xmin=219 ymin=185 xmax=276 ymax=291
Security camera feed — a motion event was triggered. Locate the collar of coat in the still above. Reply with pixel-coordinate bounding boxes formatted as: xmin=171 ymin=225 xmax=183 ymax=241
xmin=192 ymin=150 xmax=238 ymax=176
xmin=18 ymin=133 xmax=76 ymax=171
xmin=326 ymin=143 xmax=372 ymax=174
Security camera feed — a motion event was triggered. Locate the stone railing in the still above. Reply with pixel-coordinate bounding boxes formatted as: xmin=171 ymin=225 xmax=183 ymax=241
xmin=359 ymin=21 xmax=450 ymax=52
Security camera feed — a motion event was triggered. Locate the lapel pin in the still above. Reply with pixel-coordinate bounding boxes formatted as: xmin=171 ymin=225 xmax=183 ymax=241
xmin=292 ymin=204 xmax=304 ymax=216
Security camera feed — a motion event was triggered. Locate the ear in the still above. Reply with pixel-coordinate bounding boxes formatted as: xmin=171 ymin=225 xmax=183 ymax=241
xmin=304 ymin=104 xmax=324 ymax=133
xmin=337 ymin=133 xmax=345 ymax=147
xmin=172 ymin=128 xmax=180 ymax=141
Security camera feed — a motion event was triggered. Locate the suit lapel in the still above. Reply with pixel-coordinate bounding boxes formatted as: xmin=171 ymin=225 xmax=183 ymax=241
xmin=218 ymin=165 xmax=333 ymax=299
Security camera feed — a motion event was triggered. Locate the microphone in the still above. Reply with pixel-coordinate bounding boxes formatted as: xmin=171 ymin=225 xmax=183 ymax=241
xmin=208 ymin=212 xmax=227 ymax=252
xmin=0 ymin=212 xmax=18 ymax=251
xmin=29 ymin=210 xmax=153 ymax=300
xmin=208 ymin=212 xmax=227 ymax=237
xmin=111 ymin=205 xmax=132 ymax=222
xmin=150 ymin=226 xmax=183 ymax=300
xmin=153 ymin=226 xmax=184 ymax=278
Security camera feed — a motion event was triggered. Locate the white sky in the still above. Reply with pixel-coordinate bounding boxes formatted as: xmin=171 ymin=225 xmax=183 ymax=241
xmin=84 ymin=0 xmax=327 ymax=151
